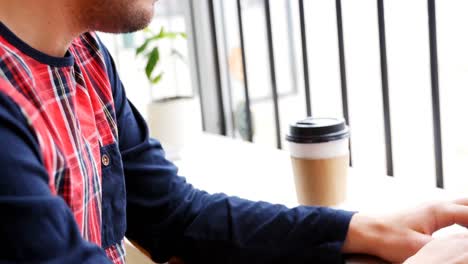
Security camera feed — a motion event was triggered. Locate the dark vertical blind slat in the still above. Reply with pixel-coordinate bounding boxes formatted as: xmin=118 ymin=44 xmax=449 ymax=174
xmin=207 ymin=0 xmax=227 ymax=135
xmin=236 ymin=0 xmax=254 ymax=142
xmin=377 ymin=0 xmax=394 ymax=176
xmin=264 ymin=0 xmax=282 ymax=149
xmin=219 ymin=0 xmax=237 ymax=137
xmin=335 ymin=0 xmax=350 ymax=127
xmin=428 ymin=0 xmax=444 ymax=188
xmin=298 ymin=0 xmax=312 ymax=117
xmin=188 ymin=0 xmax=206 ymax=131
xmin=335 ymin=0 xmax=352 ymax=165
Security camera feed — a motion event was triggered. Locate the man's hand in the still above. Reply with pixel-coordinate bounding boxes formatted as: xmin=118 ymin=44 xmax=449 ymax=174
xmin=404 ymin=234 xmax=468 ymax=264
xmin=342 ymin=199 xmax=468 ymax=263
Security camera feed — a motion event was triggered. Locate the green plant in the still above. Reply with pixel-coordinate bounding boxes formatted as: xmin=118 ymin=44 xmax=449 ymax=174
xmin=136 ymin=27 xmax=187 ymax=85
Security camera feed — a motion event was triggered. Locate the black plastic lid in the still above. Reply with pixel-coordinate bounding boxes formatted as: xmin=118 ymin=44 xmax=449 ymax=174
xmin=286 ymin=118 xmax=350 ymax=143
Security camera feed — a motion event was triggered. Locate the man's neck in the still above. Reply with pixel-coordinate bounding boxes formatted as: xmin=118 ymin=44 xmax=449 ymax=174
xmin=0 ymin=0 xmax=82 ymax=57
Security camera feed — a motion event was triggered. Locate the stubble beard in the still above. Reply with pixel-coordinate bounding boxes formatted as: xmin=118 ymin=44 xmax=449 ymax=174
xmin=79 ymin=0 xmax=155 ymax=34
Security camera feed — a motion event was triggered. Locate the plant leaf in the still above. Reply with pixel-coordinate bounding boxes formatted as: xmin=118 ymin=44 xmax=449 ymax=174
xmin=136 ymin=39 xmax=150 ymax=55
xmin=151 ymin=73 xmax=164 ymax=85
xmin=163 ymin=32 xmax=179 ymax=39
xmin=137 ymin=28 xmax=164 ymax=55
xmin=136 ymin=28 xmax=187 ymax=56
xmin=156 ymin=31 xmax=186 ymax=40
xmin=145 ymin=47 xmax=160 ymax=80
xmin=157 ymin=27 xmax=165 ymax=37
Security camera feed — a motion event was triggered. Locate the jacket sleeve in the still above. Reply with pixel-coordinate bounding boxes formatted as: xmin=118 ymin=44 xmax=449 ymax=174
xmin=0 ymin=90 xmax=112 ymax=264
xmin=100 ymin=44 xmax=355 ymax=264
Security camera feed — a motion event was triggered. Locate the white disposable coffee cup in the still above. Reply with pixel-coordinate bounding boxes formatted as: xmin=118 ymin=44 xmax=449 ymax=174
xmin=286 ymin=118 xmax=350 ymax=206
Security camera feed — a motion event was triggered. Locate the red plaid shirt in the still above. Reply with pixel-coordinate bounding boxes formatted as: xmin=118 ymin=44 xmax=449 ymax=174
xmin=0 ymin=26 xmax=125 ymax=263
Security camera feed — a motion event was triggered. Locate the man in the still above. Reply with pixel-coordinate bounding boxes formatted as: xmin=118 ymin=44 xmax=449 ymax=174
xmin=0 ymin=0 xmax=467 ymax=263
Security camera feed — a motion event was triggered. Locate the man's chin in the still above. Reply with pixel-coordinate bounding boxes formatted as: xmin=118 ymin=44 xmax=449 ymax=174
xmin=112 ymin=10 xmax=154 ymax=33
xmin=96 ymin=17 xmax=152 ymax=34
xmin=87 ymin=0 xmax=156 ymax=34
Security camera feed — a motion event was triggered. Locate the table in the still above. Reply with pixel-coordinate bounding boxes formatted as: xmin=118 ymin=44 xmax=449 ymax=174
xmin=177 ymin=133 xmax=466 ymax=212
xmin=126 ymin=133 xmax=467 ymax=264
xmin=176 ymin=133 xmax=467 ymax=263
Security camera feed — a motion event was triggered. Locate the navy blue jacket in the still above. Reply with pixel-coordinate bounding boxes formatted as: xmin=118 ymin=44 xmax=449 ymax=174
xmin=0 ymin=31 xmax=354 ymax=263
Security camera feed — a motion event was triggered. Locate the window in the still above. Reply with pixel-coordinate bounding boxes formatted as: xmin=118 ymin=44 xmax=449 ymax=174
xmin=199 ymin=0 xmax=468 ymax=192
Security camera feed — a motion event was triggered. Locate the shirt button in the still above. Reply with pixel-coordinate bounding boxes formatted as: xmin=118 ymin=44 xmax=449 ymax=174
xmin=102 ymin=154 xmax=111 ymax=167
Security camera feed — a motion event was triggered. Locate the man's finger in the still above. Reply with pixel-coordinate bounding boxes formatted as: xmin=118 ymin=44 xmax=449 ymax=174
xmin=437 ymin=203 xmax=468 ymax=228
xmin=453 ymin=198 xmax=468 ymax=206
